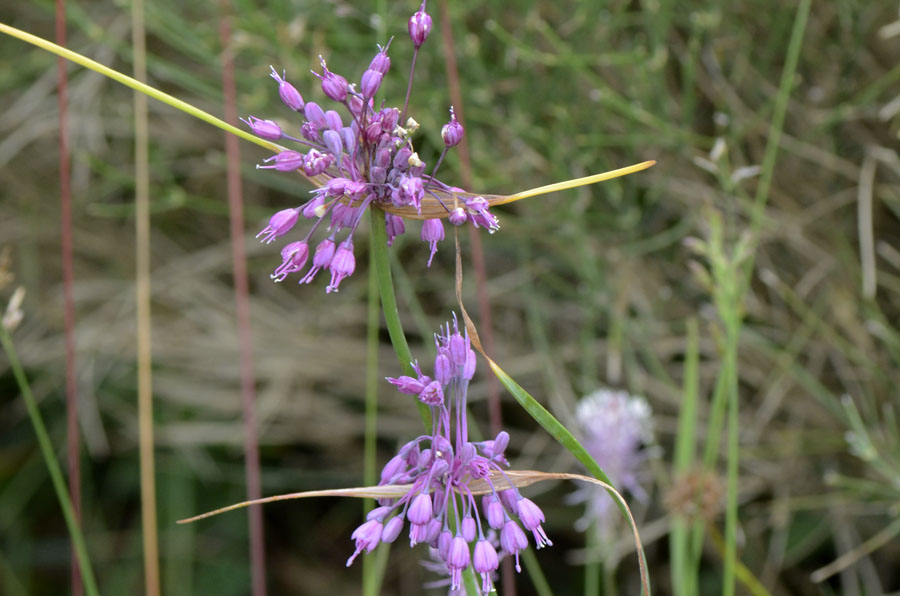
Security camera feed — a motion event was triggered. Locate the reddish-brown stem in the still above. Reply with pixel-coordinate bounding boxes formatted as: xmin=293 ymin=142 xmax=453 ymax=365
xmin=439 ymin=2 xmax=510 ymax=593
xmin=56 ymin=2 xmax=82 ymax=595
xmin=220 ymin=5 xmax=267 ymax=596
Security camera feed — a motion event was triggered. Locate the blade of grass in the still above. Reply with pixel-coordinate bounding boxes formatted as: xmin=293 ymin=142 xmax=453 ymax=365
xmin=132 ymin=0 xmax=160 ymax=593
xmin=219 ymin=3 xmax=266 ymax=595
xmin=671 ymin=318 xmax=699 ymax=596
xmin=0 ymin=22 xmax=282 ymax=154
xmin=362 ymin=242 xmax=386 ymax=596
xmin=0 ymin=326 xmax=100 ymax=596
xmin=481 ymin=358 xmax=651 ymax=596
xmin=370 ymin=209 xmax=431 ymax=428
xmin=742 ymin=0 xmax=812 ymax=291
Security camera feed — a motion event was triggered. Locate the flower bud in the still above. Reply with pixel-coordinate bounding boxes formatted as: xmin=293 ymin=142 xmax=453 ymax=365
xmin=242 ymin=116 xmax=282 ymax=140
xmin=385 ymin=213 xmax=405 ymax=246
xmin=441 ymin=107 xmax=464 ymax=147
xmin=449 ymin=206 xmax=467 ymax=226
xmin=304 ymin=102 xmax=327 ymax=129
xmin=408 ymin=2 xmax=432 ymax=48
xmin=269 ymin=67 xmax=305 ymax=111
xmin=369 ymin=44 xmax=391 ymax=74
xmin=360 ymin=69 xmax=383 ymax=99
xmin=381 ymin=516 xmax=404 ymax=543
xmin=303 ymin=150 xmax=332 ymax=177
xmin=316 ymin=56 xmax=348 ymax=102
xmin=323 ymin=129 xmax=343 ymax=160
xmin=408 ymin=493 xmax=433 ymax=525
xmin=301 ymin=120 xmax=320 ymax=142
xmin=324 ymin=110 xmax=343 ymax=131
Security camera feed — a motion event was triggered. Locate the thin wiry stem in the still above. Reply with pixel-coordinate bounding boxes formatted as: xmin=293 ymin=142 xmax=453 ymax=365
xmin=0 ymin=326 xmax=100 ymax=596
xmin=220 ymin=4 xmax=267 ymax=595
xmin=401 ymin=47 xmax=419 ymax=123
xmin=55 ymin=1 xmax=81 ymax=594
xmin=131 ymin=1 xmax=160 ymax=594
xmin=438 ymin=5 xmax=506 ymax=591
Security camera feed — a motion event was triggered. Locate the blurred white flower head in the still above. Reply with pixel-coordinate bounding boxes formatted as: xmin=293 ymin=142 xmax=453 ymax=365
xmin=568 ymin=388 xmax=654 ymax=534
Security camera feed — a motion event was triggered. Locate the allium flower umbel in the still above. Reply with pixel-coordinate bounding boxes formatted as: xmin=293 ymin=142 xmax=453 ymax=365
xmin=346 ymin=317 xmax=552 ymax=593
xmin=568 ymin=389 xmax=653 ymax=535
xmin=243 ymin=1 xmax=501 ymax=292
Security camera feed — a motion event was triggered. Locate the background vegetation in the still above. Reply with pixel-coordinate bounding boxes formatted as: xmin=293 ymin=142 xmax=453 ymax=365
xmin=1 ymin=0 xmax=899 ymax=594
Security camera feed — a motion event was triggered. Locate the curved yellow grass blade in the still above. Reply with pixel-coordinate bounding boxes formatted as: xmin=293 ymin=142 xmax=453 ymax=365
xmin=0 ymin=22 xmax=655 ymax=225
xmin=176 ymin=469 xmax=649 ymax=593
xmin=379 ymin=160 xmax=656 ymax=221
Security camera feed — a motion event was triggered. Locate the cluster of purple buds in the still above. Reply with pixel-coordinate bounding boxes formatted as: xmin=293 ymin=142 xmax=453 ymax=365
xmin=346 ymin=317 xmax=552 ymax=594
xmin=242 ymin=1 xmax=501 ymax=292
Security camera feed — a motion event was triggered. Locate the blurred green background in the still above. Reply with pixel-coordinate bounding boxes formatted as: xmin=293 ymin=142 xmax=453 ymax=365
xmin=1 ymin=0 xmax=899 ymax=594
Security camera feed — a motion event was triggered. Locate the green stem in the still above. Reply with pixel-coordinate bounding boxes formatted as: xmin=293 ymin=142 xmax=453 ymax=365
xmin=362 ymin=245 xmax=381 ymax=596
xmin=671 ymin=319 xmax=699 ymax=596
xmin=0 ymin=326 xmax=101 ymax=596
xmin=722 ymin=315 xmax=740 ymax=596
xmin=585 ymin=522 xmax=600 ymax=596
xmin=369 ymin=209 xmax=431 ymax=428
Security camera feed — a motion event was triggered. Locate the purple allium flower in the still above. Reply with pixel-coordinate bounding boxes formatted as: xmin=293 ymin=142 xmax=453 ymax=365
xmin=270 ymin=241 xmax=309 ymax=282
xmin=304 ymin=102 xmax=327 ymax=129
xmin=385 ymin=213 xmax=405 ymax=246
xmin=360 ymin=69 xmax=383 ymax=99
xmin=326 ymin=240 xmax=355 ymax=293
xmin=448 ymin=206 xmax=467 ymax=226
xmin=516 ymin=497 xmax=552 ymax=548
xmin=244 ymin=9 xmax=504 ymax=293
xmin=408 ymin=2 xmax=433 ymax=48
xmin=315 ymin=56 xmax=349 ymax=102
xmin=299 ymin=237 xmax=335 ymax=285
xmin=420 ymin=218 xmax=444 ymax=266
xmin=567 ymin=388 xmax=654 ymax=536
xmin=349 ymin=316 xmax=553 ymax=593
xmin=447 ymin=536 xmax=470 ymax=590
xmin=441 ymin=107 xmax=464 ymax=147
xmin=369 ymin=43 xmax=392 ymax=74
xmin=269 ymin=67 xmax=305 ymax=112
xmin=257 ymin=150 xmax=305 ymax=172
xmin=345 ymin=519 xmax=382 ymax=566
xmin=500 ymin=519 xmax=529 ymax=572
xmin=473 ymin=539 xmax=500 ymax=593
xmin=241 ymin=115 xmax=283 ymax=140
xmin=256 ymin=208 xmax=299 ymax=244
xmin=303 ymin=150 xmax=332 ymax=177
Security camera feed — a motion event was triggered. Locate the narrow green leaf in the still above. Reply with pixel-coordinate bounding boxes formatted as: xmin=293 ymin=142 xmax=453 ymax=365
xmin=485 ymin=358 xmax=651 ymax=596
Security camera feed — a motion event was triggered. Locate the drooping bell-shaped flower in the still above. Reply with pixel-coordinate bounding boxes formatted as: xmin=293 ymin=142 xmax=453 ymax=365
xmin=270 ymin=241 xmax=309 ymax=282
xmin=256 ymin=208 xmax=299 ymax=244
xmin=299 ymin=237 xmax=336 ymax=285
xmin=420 ymin=218 xmax=444 ymax=267
xmin=326 ymin=240 xmax=356 ymax=293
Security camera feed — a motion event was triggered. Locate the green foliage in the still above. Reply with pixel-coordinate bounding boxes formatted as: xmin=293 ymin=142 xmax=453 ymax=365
xmin=2 ymin=0 xmax=900 ymax=594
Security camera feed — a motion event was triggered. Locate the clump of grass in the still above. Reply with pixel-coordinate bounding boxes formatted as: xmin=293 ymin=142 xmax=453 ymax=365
xmin=2 ymin=1 xmax=900 ymax=594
